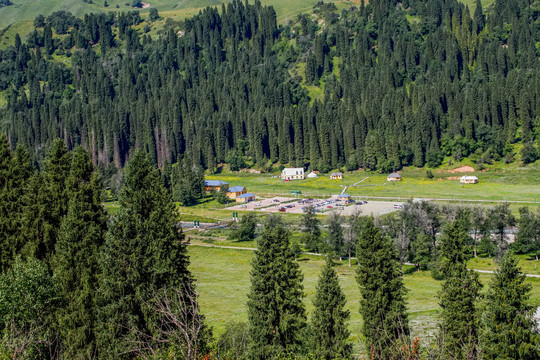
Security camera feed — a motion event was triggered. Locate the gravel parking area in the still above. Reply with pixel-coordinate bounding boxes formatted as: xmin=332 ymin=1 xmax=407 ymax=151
xmin=227 ymin=196 xmax=401 ymax=217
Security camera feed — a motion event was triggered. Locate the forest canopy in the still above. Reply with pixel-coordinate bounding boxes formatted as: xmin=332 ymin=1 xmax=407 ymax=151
xmin=0 ymin=0 xmax=539 ymax=174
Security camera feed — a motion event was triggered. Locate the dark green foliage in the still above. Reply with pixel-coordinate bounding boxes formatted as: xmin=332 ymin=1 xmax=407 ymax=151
xmin=3 ymin=0 xmax=540 ymax=173
xmin=23 ymin=139 xmax=72 ymax=267
xmin=33 ymin=14 xmax=45 ymax=27
xmin=0 ymin=136 xmax=32 ymax=271
xmin=326 ymin=212 xmax=345 ymax=258
xmin=226 ymin=151 xmax=247 ymax=172
xmin=54 ymin=147 xmax=107 ymax=359
xmin=172 ymin=160 xmax=205 ymax=206
xmin=521 ymin=143 xmax=539 ymax=164
xmin=514 ymin=207 xmax=540 ymax=260
xmin=247 ymin=215 xmax=306 ymax=359
xmin=486 ymin=202 xmax=516 ymax=258
xmin=480 ymin=253 xmax=540 ymax=359
xmin=438 ymin=219 xmax=482 ymax=358
xmin=473 ymin=0 xmax=485 ymax=34
xmin=216 ymin=184 xmax=230 ymax=204
xmin=0 ymin=0 xmax=12 ymax=7
xmin=0 ymin=256 xmax=58 ymax=358
xmin=149 ymin=7 xmax=159 ymax=21
xmin=311 ymin=257 xmax=351 ymax=360
xmin=97 ymin=151 xmax=194 ymax=358
xmin=228 ymin=213 xmax=257 ymax=242
xmin=302 ymin=205 xmax=322 ymax=251
xmin=356 ymin=217 xmax=410 ymax=358
xmin=411 ymin=232 xmax=432 ymax=270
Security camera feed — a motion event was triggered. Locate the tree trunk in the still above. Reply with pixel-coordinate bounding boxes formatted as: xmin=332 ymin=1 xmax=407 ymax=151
xmin=348 ymin=248 xmax=351 ymax=267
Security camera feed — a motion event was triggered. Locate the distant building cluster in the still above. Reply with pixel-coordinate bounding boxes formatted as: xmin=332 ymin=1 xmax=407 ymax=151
xmin=204 ymin=180 xmax=256 ymax=202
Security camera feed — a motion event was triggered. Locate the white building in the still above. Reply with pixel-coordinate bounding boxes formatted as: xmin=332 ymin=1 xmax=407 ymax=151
xmin=307 ymin=171 xmax=318 ymax=178
xmin=460 ymin=175 xmax=478 ymax=184
xmin=281 ymin=168 xmax=305 ymax=180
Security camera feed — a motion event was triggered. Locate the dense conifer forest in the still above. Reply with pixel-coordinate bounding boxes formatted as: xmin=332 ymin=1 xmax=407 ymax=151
xmin=2 ymin=0 xmax=540 ymax=358
xmin=0 ymin=0 xmax=539 ymax=174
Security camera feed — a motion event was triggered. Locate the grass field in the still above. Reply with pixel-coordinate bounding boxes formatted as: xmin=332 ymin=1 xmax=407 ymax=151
xmin=188 ymin=245 xmax=540 ymax=351
xmin=207 ymin=166 xmax=540 ymax=203
xmin=0 ymin=0 xmax=496 ymax=47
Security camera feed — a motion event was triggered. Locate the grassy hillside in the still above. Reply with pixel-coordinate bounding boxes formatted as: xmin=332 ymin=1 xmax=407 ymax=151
xmin=0 ymin=0 xmax=494 ymax=47
xmin=0 ymin=0 xmax=327 ymax=30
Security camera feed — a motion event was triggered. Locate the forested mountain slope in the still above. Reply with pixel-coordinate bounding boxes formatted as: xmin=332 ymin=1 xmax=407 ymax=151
xmin=0 ymin=0 xmax=539 ymax=173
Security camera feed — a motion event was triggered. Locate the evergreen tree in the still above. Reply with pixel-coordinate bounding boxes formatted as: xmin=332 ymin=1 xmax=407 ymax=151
xmin=215 ymin=184 xmax=229 ymax=204
xmin=514 ymin=207 xmax=540 ymax=260
xmin=247 ymin=215 xmax=306 ymax=359
xmin=172 ymin=159 xmax=205 ymax=206
xmin=521 ymin=143 xmax=539 ymax=164
xmin=54 ymin=147 xmax=107 ymax=359
xmin=438 ymin=219 xmax=482 ymax=359
xmin=0 ymin=138 xmax=33 ymax=271
xmin=0 ymin=256 xmax=59 ymax=358
xmin=411 ymin=232 xmax=432 ymax=271
xmin=311 ymin=257 xmax=351 ymax=360
xmin=302 ymin=205 xmax=322 ymax=252
xmin=326 ymin=212 xmax=344 ymax=259
xmin=29 ymin=139 xmax=72 ymax=267
xmin=356 ymin=217 xmax=410 ymax=358
xmin=486 ymin=202 xmax=516 ymax=259
xmin=0 ymin=135 xmax=17 ymax=271
xmin=481 ymin=253 xmax=540 ymax=359
xmin=473 ymin=0 xmax=486 ymax=34
xmin=97 ymin=151 xmax=194 ymax=358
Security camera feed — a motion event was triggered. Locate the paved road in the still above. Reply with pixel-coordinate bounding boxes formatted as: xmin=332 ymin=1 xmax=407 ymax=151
xmin=187 ymin=244 xmax=540 ymax=278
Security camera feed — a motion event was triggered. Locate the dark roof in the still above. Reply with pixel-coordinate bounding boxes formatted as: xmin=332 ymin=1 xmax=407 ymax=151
xmin=330 ymin=172 xmax=343 ymax=176
xmin=228 ymin=186 xmax=246 ymax=192
xmin=205 ymin=180 xmax=228 ymax=186
xmin=237 ymin=192 xmax=255 ymax=198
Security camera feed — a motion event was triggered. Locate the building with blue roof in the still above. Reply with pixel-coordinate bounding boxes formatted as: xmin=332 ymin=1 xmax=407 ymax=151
xmin=205 ymin=180 xmax=229 ymax=191
xmin=236 ymin=192 xmax=256 ymax=203
xmin=227 ymin=186 xmax=247 ymax=199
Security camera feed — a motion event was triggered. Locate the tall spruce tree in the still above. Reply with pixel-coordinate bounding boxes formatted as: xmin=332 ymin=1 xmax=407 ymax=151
xmin=0 ymin=135 xmax=17 ymax=271
xmin=0 ymin=137 xmax=33 ymax=271
xmin=302 ymin=205 xmax=322 ymax=252
xmin=311 ymin=257 xmax=351 ymax=360
xmin=27 ymin=139 xmax=72 ymax=267
xmin=54 ymin=147 xmax=107 ymax=359
xmin=326 ymin=212 xmax=345 ymax=259
xmin=97 ymin=151 xmax=194 ymax=358
xmin=438 ymin=218 xmax=482 ymax=359
xmin=247 ymin=215 xmax=306 ymax=359
xmin=481 ymin=253 xmax=540 ymax=359
xmin=356 ymin=217 xmax=410 ymax=358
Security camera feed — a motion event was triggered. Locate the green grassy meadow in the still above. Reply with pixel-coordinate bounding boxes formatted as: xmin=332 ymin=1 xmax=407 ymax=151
xmin=0 ymin=0 xmax=496 ymax=47
xmin=188 ymin=245 xmax=540 ymax=349
xmin=207 ymin=166 xmax=540 ymax=203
